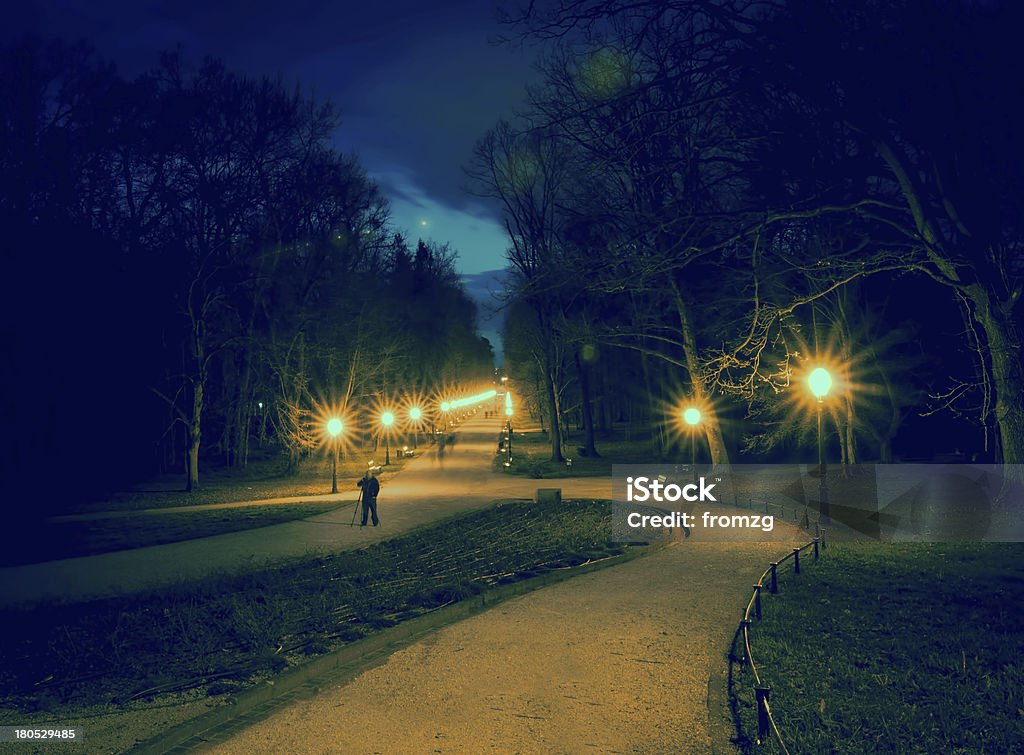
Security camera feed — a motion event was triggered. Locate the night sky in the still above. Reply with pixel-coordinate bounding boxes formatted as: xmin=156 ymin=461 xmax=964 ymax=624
xmin=6 ymin=0 xmax=536 ymax=277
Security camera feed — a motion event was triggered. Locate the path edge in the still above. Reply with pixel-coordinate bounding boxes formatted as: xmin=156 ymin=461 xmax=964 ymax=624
xmin=130 ymin=543 xmax=658 ymax=754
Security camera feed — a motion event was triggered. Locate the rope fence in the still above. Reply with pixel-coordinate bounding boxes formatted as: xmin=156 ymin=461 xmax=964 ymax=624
xmin=731 ymin=526 xmax=826 ymax=752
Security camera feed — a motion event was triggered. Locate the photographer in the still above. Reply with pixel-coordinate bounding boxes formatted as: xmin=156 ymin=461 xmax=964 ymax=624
xmin=356 ymin=469 xmax=381 ymax=527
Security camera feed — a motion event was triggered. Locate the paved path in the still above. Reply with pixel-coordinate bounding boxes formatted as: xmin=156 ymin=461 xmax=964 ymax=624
xmin=204 ymin=529 xmax=805 ymax=754
xmin=0 ymin=415 xmax=610 ymax=606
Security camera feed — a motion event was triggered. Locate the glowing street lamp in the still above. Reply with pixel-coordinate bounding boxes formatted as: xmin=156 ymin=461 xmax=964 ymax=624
xmin=807 ymin=366 xmax=832 ymax=524
xmin=682 ymin=406 xmax=702 ymax=483
xmin=326 ymin=417 xmax=343 ymax=494
xmin=808 ymin=367 xmax=832 ymax=402
xmin=381 ymin=410 xmax=395 ymax=466
xmin=440 ymin=400 xmax=451 ymax=432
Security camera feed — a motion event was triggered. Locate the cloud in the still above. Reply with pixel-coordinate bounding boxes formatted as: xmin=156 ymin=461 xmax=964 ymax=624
xmin=371 ymin=165 xmax=509 ymax=274
xmin=461 ymin=269 xmax=514 ymax=364
xmin=9 ymin=0 xmax=533 ymax=279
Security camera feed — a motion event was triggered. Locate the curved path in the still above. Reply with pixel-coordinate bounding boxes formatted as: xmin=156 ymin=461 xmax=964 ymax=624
xmin=204 ymin=530 xmax=805 ymax=753
xmin=4 ymin=412 xmax=811 ymax=752
xmin=0 ymin=415 xmax=611 ymax=606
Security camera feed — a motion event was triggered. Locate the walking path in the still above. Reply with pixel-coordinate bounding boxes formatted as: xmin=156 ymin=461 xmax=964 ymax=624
xmin=0 ymin=415 xmax=610 ymax=606
xmin=203 ymin=528 xmax=805 ymax=753
xmin=5 ymin=411 xmax=812 ymax=752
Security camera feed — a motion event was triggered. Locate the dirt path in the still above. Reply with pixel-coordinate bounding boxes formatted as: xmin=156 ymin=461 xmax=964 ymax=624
xmin=203 ymin=528 xmax=804 ymax=754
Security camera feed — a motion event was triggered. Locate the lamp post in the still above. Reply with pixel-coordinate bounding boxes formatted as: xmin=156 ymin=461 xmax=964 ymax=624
xmin=381 ymin=411 xmax=394 ymax=465
xmin=440 ymin=401 xmax=451 ymax=432
xmin=326 ymin=417 xmax=343 ymax=494
xmin=505 ymin=391 xmax=514 ymax=466
xmin=409 ymin=406 xmax=422 ymax=449
xmin=682 ymin=406 xmax=702 ymax=484
xmin=808 ymin=367 xmax=832 ymax=524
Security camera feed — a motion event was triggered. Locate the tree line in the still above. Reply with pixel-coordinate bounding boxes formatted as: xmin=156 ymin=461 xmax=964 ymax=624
xmin=472 ymin=0 xmax=1022 ymax=474
xmin=1 ymin=39 xmax=492 ymax=508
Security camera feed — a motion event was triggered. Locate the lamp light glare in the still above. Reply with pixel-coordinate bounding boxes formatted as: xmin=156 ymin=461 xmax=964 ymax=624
xmin=327 ymin=418 xmax=343 ymax=437
xmin=808 ymin=367 xmax=833 ymax=400
xmin=409 ymin=407 xmax=422 ymax=421
xmin=449 ymin=389 xmax=498 ymax=409
xmin=381 ymin=411 xmax=395 ymax=427
xmin=683 ymin=407 xmax=701 ymax=426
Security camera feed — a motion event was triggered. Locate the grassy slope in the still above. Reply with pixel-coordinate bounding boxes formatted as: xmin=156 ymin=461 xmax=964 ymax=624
xmin=1 ymin=501 xmax=346 ymax=566
xmin=0 ymin=499 xmax=623 ymax=714
xmin=71 ymin=449 xmax=414 ymax=514
xmin=733 ymin=542 xmax=1024 ymax=753
xmin=498 ymin=428 xmax=661 ymax=478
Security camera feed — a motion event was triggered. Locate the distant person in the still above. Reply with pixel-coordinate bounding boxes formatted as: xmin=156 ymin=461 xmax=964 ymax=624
xmin=357 ymin=470 xmax=380 ymax=526
xmin=437 ymin=434 xmax=447 ymax=466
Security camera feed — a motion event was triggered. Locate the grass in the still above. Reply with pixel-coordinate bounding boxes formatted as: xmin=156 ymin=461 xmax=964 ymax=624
xmin=1 ymin=501 xmax=346 ymax=567
xmin=731 ymin=542 xmax=1024 ymax=753
xmin=498 ymin=428 xmax=661 ymax=478
xmin=0 ymin=498 xmax=625 ymax=714
xmin=70 ymin=446 xmax=415 ymax=514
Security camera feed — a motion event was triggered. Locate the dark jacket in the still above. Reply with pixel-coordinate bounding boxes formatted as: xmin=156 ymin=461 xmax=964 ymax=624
xmin=358 ymin=475 xmax=380 ymax=498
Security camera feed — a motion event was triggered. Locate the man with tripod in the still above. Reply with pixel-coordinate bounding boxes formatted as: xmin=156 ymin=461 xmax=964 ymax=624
xmin=357 ymin=469 xmax=381 ymax=527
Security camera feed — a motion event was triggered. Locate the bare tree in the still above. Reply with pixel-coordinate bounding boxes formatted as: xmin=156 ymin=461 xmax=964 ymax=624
xmin=470 ymin=121 xmax=574 ymax=462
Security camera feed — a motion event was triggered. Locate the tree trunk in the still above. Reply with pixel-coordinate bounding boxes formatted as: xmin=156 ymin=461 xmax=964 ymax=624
xmin=880 ymin=437 xmax=894 ymax=464
xmin=575 ymin=349 xmax=599 ymax=457
xmin=544 ymin=362 xmax=564 ymax=462
xmin=231 ymin=337 xmax=255 ymax=467
xmin=970 ymin=286 xmax=1024 ymax=475
xmin=595 ymin=360 xmax=610 ymax=433
xmin=671 ymin=281 xmax=731 ymax=465
xmin=534 ymin=374 xmax=547 ymax=433
xmin=637 ymin=349 xmax=662 ymax=455
xmin=873 ymin=344 xmax=903 ymax=463
xmin=186 ymin=378 xmax=203 ymax=491
xmin=293 ymin=334 xmax=310 ymax=474
xmin=844 ymin=396 xmax=858 ymax=468
xmin=533 ymin=308 xmax=564 ymax=463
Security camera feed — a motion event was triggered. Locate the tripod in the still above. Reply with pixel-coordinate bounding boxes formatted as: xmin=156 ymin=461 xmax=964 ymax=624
xmin=349 ymin=488 xmax=363 ymax=527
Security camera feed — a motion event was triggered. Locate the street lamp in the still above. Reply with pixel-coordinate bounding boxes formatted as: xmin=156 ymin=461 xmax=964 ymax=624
xmin=326 ymin=417 xmax=343 ymax=494
xmin=808 ymin=366 xmax=832 ymax=524
xmin=409 ymin=406 xmax=422 ymax=449
xmin=682 ymin=406 xmax=702 ymax=484
xmin=504 ymin=391 xmax=514 ymax=466
xmin=440 ymin=401 xmax=451 ymax=432
xmin=381 ymin=410 xmax=395 ymax=465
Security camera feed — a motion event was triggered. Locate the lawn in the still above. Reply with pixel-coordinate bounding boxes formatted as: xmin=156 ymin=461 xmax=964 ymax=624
xmin=1 ymin=501 xmax=347 ymax=566
xmin=69 ymin=446 xmax=415 ymax=514
xmin=498 ymin=427 xmax=662 ymax=478
xmin=731 ymin=542 xmax=1024 ymax=753
xmin=0 ymin=499 xmax=626 ymax=714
